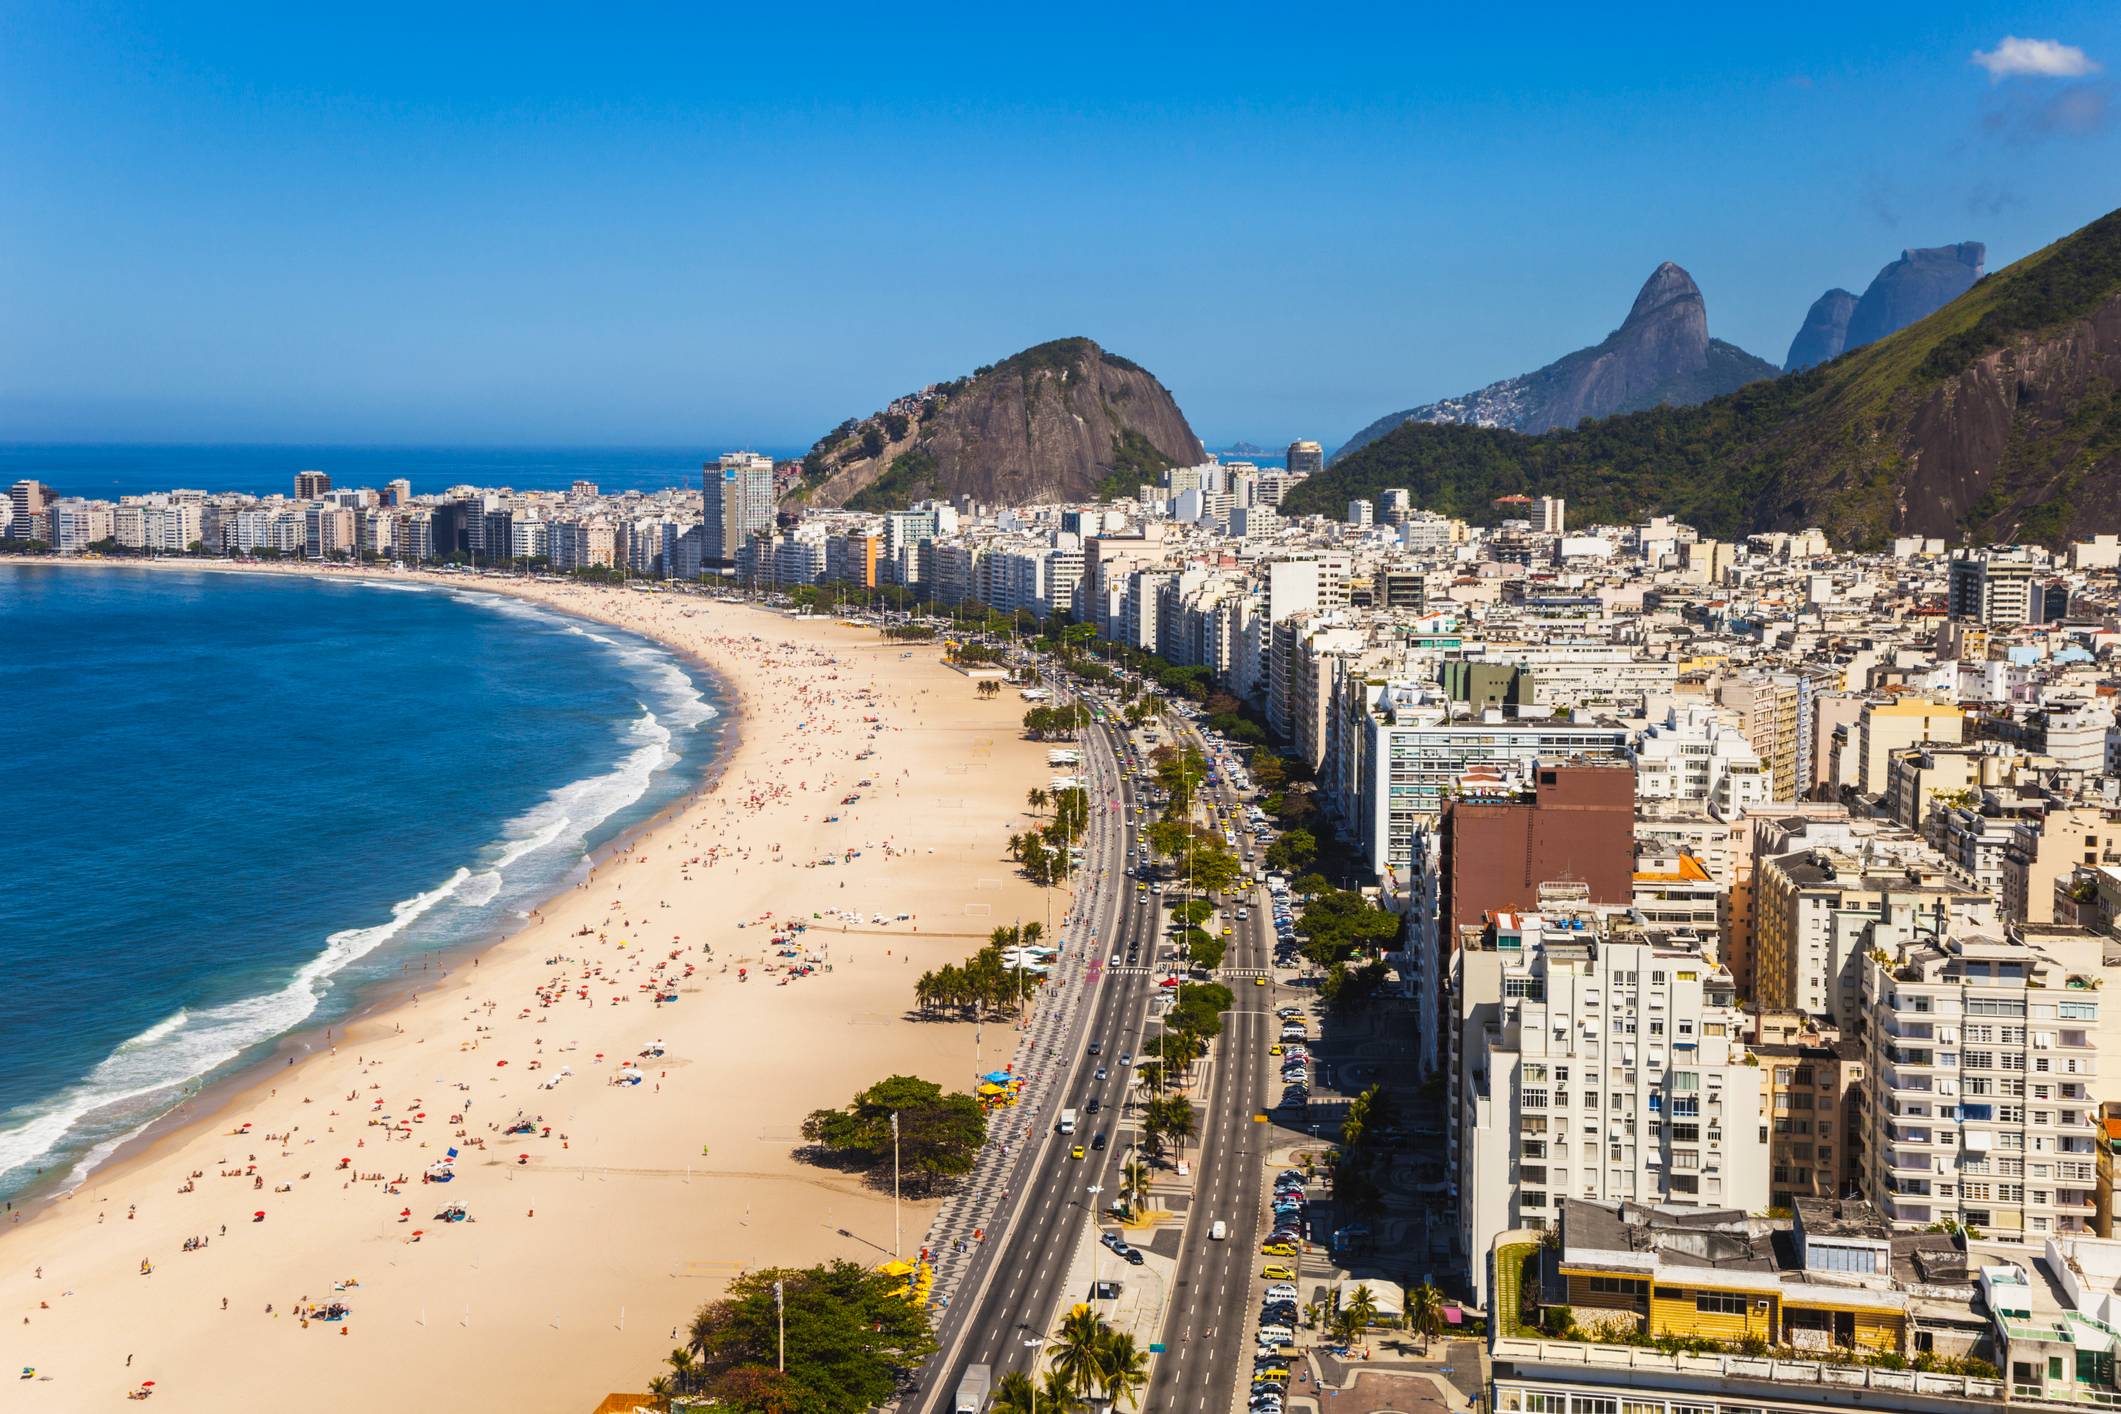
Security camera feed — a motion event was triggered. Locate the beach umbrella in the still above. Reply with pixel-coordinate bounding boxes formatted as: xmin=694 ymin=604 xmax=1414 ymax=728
xmin=254 ymin=1210 xmax=266 ymax=1220
xmin=140 ymin=1381 xmax=154 ymax=1388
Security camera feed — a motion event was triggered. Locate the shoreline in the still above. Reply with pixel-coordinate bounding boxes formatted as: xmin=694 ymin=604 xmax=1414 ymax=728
xmin=0 ymin=558 xmax=742 ymax=1220
xmin=2 ymin=558 xmax=1066 ymax=1411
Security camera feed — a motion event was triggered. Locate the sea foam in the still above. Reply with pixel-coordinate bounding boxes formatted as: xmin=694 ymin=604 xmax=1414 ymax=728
xmin=0 ymin=603 xmax=718 ymax=1196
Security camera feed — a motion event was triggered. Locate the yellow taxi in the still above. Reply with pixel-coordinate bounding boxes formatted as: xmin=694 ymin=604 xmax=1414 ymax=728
xmin=1261 ymin=1263 xmax=1296 ymax=1280
xmin=1253 ymin=976 xmax=1267 ymax=986
xmin=1260 ymin=1240 xmax=1298 ymax=1257
xmin=1070 ymin=1145 xmax=1086 ymax=1160
xmin=1269 ymin=1044 xmax=1283 ymax=1055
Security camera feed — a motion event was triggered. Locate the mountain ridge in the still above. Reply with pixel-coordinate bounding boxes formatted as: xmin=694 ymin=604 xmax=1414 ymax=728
xmin=1334 ymin=262 xmax=1780 ymax=460
xmin=1284 ymin=208 xmax=2121 ymax=548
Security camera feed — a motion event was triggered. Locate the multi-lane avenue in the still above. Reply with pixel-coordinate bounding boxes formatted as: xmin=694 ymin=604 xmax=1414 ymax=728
xmin=913 ymin=699 xmax=1163 ymax=1410
xmin=912 ymin=682 xmax=1277 ymax=1414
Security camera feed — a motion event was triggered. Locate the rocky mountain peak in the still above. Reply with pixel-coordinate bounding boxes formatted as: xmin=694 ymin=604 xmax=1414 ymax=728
xmin=1624 ymin=261 xmax=1708 ymax=331
xmin=1332 ymin=261 xmax=1775 ymax=455
xmin=1844 ymin=242 xmax=1986 ymax=350
xmin=1785 ymin=288 xmax=1858 ymax=372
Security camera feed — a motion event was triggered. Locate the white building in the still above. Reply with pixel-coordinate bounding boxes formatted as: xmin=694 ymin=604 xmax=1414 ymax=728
xmin=1452 ymin=901 xmax=1768 ymax=1304
xmin=1860 ymin=931 xmax=2100 ymax=1239
xmin=1633 ymin=704 xmax=1771 ymax=817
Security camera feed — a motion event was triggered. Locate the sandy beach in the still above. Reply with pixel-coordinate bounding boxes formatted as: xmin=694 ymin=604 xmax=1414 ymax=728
xmin=1 ymin=568 xmax=1064 ymax=1410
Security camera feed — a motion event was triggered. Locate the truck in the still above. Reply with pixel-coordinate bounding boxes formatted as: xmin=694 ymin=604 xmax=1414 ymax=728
xmin=1058 ymin=1108 xmax=1079 ymax=1135
xmin=956 ymin=1362 xmax=992 ymax=1414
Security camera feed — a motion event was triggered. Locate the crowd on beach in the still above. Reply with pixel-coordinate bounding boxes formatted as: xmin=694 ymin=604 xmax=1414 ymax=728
xmin=9 ymin=592 xmax=1059 ymax=1409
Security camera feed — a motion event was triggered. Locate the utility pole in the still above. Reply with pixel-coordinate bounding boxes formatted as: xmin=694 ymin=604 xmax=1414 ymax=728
xmin=774 ymin=1279 xmax=785 ymax=1372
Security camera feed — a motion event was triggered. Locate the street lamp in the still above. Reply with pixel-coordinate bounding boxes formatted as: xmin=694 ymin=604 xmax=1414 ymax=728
xmin=1024 ymin=1335 xmax=1047 ymax=1414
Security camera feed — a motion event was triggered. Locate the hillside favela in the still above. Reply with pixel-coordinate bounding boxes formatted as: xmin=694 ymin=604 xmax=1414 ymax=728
xmin=7 ymin=11 xmax=2121 ymax=1414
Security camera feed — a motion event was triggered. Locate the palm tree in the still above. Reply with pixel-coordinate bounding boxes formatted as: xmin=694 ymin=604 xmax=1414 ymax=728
xmin=990 ymin=1370 xmax=1039 ymax=1414
xmin=646 ymin=1374 xmax=673 ymax=1406
xmin=1120 ymin=1156 xmax=1152 ymax=1214
xmin=1142 ymin=1095 xmax=1195 ymax=1155
xmin=1098 ymin=1330 xmax=1150 ymax=1411
xmin=667 ymin=1346 xmax=701 ymax=1396
xmin=1039 ymin=1366 xmax=1086 ymax=1414
xmin=1405 ymin=1279 xmax=1447 ymax=1353
xmin=684 ymin=1306 xmax=717 ymax=1359
xmin=1027 ymin=786 xmax=1049 ymax=817
xmin=1049 ymin=1305 xmax=1110 ymax=1397
xmin=1344 ymin=1282 xmax=1380 ymax=1335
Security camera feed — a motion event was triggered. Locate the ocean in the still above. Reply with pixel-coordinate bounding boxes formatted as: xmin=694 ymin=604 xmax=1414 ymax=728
xmin=0 ymin=563 xmax=728 ymax=1200
xmin=0 ymin=442 xmax=807 ymax=501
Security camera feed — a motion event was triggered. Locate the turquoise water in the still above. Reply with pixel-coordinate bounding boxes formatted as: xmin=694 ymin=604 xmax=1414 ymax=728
xmin=0 ymin=565 xmax=727 ymax=1198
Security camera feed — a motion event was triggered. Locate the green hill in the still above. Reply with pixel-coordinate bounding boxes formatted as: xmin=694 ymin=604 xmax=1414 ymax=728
xmin=1288 ymin=208 xmax=2121 ymax=547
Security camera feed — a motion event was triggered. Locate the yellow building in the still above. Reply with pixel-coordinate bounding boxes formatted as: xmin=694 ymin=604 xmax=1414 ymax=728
xmin=1539 ymin=1196 xmax=1906 ymax=1356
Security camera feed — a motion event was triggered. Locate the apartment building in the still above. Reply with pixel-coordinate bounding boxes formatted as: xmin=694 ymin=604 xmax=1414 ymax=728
xmin=701 ymin=451 xmax=776 ymax=568
xmin=1859 ymin=931 xmax=2101 ymax=1239
xmin=1753 ymin=1011 xmax=1866 ymax=1209
xmin=1452 ymin=902 xmax=1767 ymax=1303
xmin=1360 ymin=691 xmax=1632 ymax=880
xmin=1634 ymin=704 xmax=1771 ymax=816
xmin=1949 ymin=548 xmax=2041 ymax=627
xmin=1752 ymin=826 xmax=1993 ymax=1030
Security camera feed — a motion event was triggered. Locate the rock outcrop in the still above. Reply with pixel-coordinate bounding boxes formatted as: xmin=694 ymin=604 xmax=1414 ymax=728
xmin=1334 ymin=263 xmax=1779 ymax=459
xmin=795 ymin=338 xmax=1200 ymax=512
xmin=1844 ymin=242 xmax=1986 ymax=351
xmin=1784 ymin=288 xmax=1857 ymax=372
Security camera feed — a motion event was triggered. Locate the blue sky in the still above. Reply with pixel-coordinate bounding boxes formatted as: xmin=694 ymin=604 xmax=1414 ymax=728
xmin=3 ymin=2 xmax=2117 ymax=453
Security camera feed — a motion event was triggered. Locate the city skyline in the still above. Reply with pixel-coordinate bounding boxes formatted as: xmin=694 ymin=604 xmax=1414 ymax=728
xmin=4 ymin=3 xmax=2117 ymax=449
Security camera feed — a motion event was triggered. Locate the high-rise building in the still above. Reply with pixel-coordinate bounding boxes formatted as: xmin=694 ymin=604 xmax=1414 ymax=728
xmin=702 ymin=452 xmax=777 ymax=568
xmin=1285 ymin=440 xmax=1324 ymax=477
xmin=384 ymin=478 xmax=412 ymax=507
xmin=1859 ymin=930 xmax=2101 ymax=1238
xmin=1536 ymin=495 xmax=1566 ymax=534
xmin=8 ymin=479 xmax=54 ymax=528
xmin=294 ymin=470 xmax=332 ymax=499
xmin=1451 ymin=899 xmax=1767 ymax=1302
xmin=1948 ymin=548 xmax=2039 ymax=627
xmin=1346 ymin=498 xmax=1373 ymax=528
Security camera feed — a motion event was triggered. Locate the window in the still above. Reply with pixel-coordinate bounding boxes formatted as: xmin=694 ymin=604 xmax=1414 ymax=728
xmin=1693 ymin=1290 xmax=1748 ymax=1315
xmin=1587 ymin=1275 xmax=1639 ymax=1297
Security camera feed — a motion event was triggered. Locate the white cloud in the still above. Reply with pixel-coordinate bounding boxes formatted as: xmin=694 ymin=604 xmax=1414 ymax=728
xmin=1972 ymin=36 xmax=2099 ymax=80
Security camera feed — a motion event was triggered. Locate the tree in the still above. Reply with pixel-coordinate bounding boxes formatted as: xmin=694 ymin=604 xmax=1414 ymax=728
xmin=991 ymin=1370 xmax=1039 ymax=1414
xmin=1186 ymin=932 xmax=1227 ymax=972
xmin=1050 ymin=1306 xmax=1110 ymax=1398
xmin=1098 ymin=1331 xmax=1150 ymax=1410
xmin=801 ymin=1074 xmax=987 ymax=1191
xmin=1265 ymin=828 xmax=1317 ymax=874
xmin=1405 ymin=1280 xmax=1446 ymax=1352
xmin=1343 ymin=1282 xmax=1380 ymax=1334
xmin=1298 ymin=885 xmax=1402 ymax=968
xmin=1120 ymin=1156 xmax=1152 ymax=1214
xmin=1039 ymin=1366 xmax=1087 ymax=1413
xmin=678 ymin=1260 xmax=936 ymax=1412
xmin=1141 ymin=1095 xmax=1196 ymax=1154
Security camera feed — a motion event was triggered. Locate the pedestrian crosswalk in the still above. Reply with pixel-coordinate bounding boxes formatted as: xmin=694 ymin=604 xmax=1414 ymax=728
xmin=1218 ymin=967 xmax=1273 ymax=978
